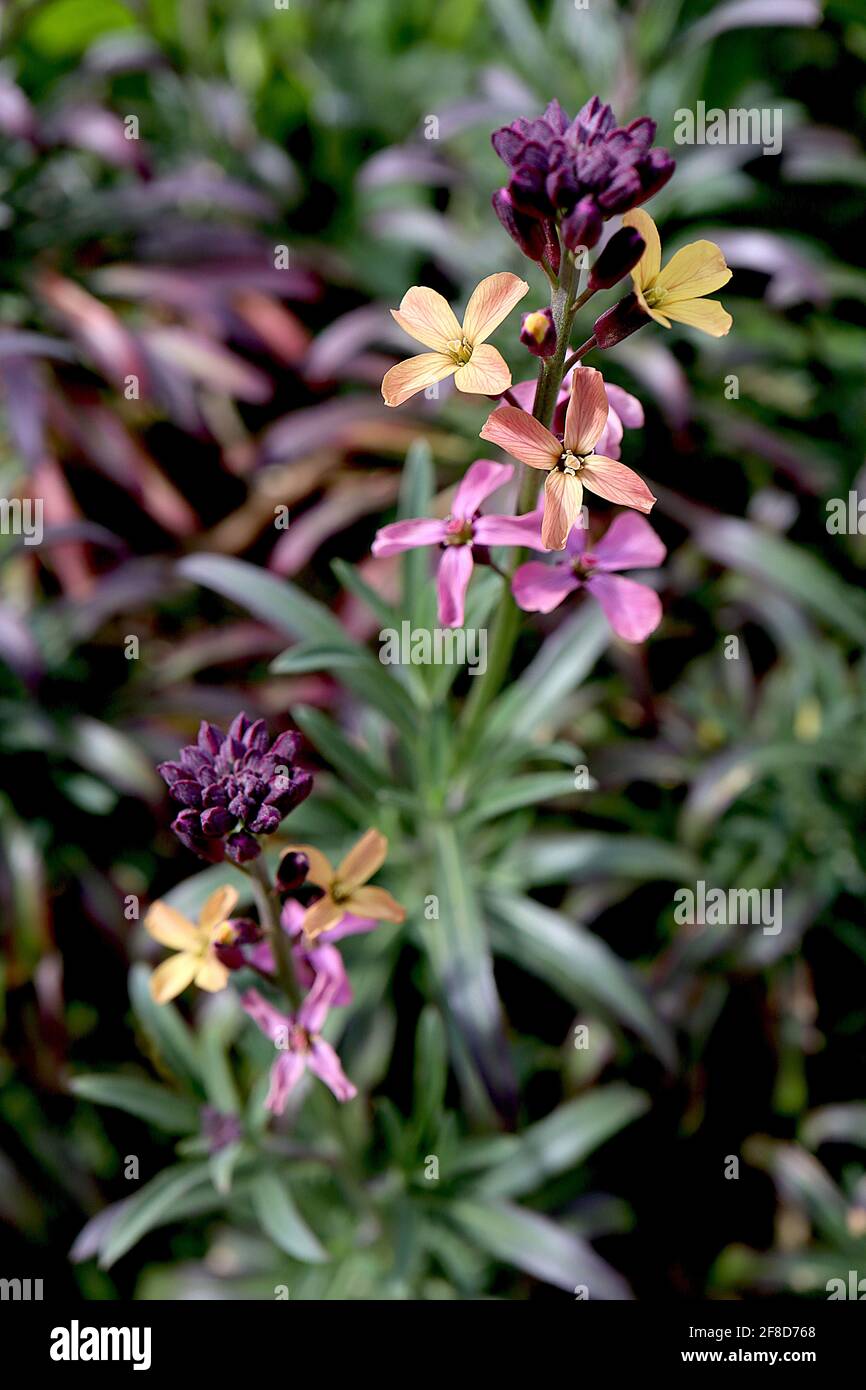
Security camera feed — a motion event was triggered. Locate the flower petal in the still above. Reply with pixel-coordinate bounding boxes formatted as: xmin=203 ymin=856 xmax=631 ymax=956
xmin=265 ymin=1052 xmax=306 ymax=1114
xmin=149 ymin=952 xmax=199 ymax=1004
xmin=337 ymin=828 xmax=388 ymax=892
xmin=371 ymin=517 xmax=446 ymax=557
xmin=512 ymin=560 xmax=581 ymax=613
xmin=199 ymin=885 xmax=239 ymax=933
xmin=452 ymin=459 xmax=513 ymax=519
xmin=661 ymin=296 xmax=733 ymax=337
xmin=594 ymin=405 xmax=623 ymax=461
xmin=302 ymin=894 xmax=345 ymax=942
xmin=581 ymin=455 xmax=656 ymax=513
xmin=308 ymin=1039 xmax=357 ymax=1102
xmin=604 ymin=383 xmax=644 ymax=429
xmin=347 ymin=885 xmax=406 ymax=923
xmin=437 ymin=543 xmax=474 ymax=627
xmin=586 ymin=573 xmax=662 ymax=642
xmin=479 ymin=405 xmax=560 ymax=471
xmin=193 ymin=953 xmax=230 ymax=993
xmin=144 ymin=902 xmax=200 ymax=952
xmin=622 ymin=209 xmax=661 ymax=291
xmin=474 ymin=508 xmax=547 ymax=549
xmin=391 ymin=286 xmax=461 ymax=351
xmin=319 ymin=913 xmax=379 ymax=943
xmin=591 ymin=512 xmax=667 ymax=572
xmin=462 ymin=272 xmax=529 ymax=345
xmin=654 ymin=240 xmax=732 ymax=303
xmin=382 ymin=352 xmax=456 ymax=407
xmin=542 ymin=470 xmax=584 ymax=550
xmin=241 ymin=987 xmax=290 ymax=1043
xmin=453 ymin=343 xmax=512 ymax=396
xmin=563 ymin=367 xmax=610 ymax=455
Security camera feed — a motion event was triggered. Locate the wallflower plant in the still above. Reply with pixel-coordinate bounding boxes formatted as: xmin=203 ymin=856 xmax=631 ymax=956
xmin=75 ymin=93 xmax=733 ymax=1292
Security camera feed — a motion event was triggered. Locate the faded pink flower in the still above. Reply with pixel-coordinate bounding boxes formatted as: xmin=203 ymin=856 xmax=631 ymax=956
xmin=503 ymin=372 xmax=644 ymax=461
xmin=241 ymin=982 xmax=357 ymax=1111
xmin=480 ymin=367 xmax=656 ymax=550
xmin=371 ymin=458 xmax=545 ymax=627
xmin=512 ymin=511 xmax=666 ymax=642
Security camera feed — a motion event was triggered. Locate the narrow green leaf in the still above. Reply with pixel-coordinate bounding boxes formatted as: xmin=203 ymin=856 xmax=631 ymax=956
xmin=462 ymin=772 xmax=578 ymax=828
xmin=427 ymin=824 xmax=516 ymax=1118
xmin=472 ymin=1085 xmax=649 ymax=1199
xmin=99 ymin=1162 xmax=214 ymax=1269
xmin=398 ymin=440 xmax=434 ymax=620
xmin=292 ymin=705 xmax=387 ymax=797
xmin=250 ymin=1171 xmax=329 ymax=1263
xmin=128 ymin=964 xmax=203 ymax=1089
xmin=486 ymin=892 xmax=676 ymax=1069
xmin=447 ymin=1198 xmax=632 ymax=1297
xmin=68 ymin=1074 xmax=200 ymax=1134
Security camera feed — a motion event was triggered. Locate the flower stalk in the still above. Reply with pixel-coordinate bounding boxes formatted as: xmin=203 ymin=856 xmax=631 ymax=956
xmin=246 ymin=854 xmax=302 ymax=1009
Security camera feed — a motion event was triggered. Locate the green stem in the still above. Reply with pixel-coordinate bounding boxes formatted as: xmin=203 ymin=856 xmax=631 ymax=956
xmin=457 ymin=246 xmax=584 ymax=751
xmin=247 ymin=856 xmax=301 ymax=1010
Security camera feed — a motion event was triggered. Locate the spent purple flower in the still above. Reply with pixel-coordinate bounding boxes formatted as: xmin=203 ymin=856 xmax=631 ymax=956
xmin=158 ymin=713 xmax=312 ymax=864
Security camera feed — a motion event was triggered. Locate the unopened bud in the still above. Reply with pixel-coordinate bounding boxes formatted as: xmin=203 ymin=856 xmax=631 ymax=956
xmin=276 ymin=850 xmax=310 ymax=893
xmin=561 ymin=195 xmax=602 ymax=253
xmin=588 ymin=228 xmax=645 ymax=291
xmin=520 ymin=308 xmax=556 ymax=358
xmin=593 ymin=292 xmax=649 ymax=349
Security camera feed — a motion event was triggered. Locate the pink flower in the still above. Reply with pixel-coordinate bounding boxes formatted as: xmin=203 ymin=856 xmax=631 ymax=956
xmin=371 ymin=458 xmax=546 ymax=627
xmin=503 ymin=373 xmax=644 ymax=461
xmin=248 ymin=899 xmax=378 ymax=1007
xmin=512 ymin=511 xmax=666 ymax=642
xmin=480 ymin=367 xmax=656 ymax=551
xmin=241 ymin=982 xmax=357 ymax=1111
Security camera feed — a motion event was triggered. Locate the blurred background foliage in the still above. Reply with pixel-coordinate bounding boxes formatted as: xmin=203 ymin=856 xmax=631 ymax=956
xmin=1 ymin=0 xmax=866 ymax=1299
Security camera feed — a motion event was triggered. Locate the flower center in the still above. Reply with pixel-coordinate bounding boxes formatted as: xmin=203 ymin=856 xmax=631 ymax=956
xmin=447 ymin=337 xmax=473 ymax=365
xmin=558 ymin=450 xmax=585 ymax=476
xmin=644 ymin=286 xmax=662 ymax=307
xmin=443 ymin=516 xmax=473 ymax=546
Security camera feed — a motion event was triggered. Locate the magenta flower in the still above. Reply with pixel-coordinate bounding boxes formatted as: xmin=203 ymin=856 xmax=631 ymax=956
xmin=371 ymin=458 xmax=546 ymax=627
xmin=241 ymin=981 xmax=357 ymax=1111
xmin=248 ymin=898 xmax=377 ymax=1006
xmin=512 ymin=511 xmax=666 ymax=642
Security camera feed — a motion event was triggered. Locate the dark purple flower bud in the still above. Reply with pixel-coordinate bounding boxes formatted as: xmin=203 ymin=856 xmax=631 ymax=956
xmin=543 ymin=98 xmax=569 ymax=136
xmin=249 ymin=803 xmax=281 ymax=836
xmin=171 ymin=779 xmax=203 ymax=809
xmin=276 ymin=851 xmax=310 ymax=893
xmin=588 ymin=228 xmax=646 ymax=291
xmin=201 ymin=805 xmax=235 ymax=837
xmin=598 ymin=165 xmax=643 ymax=214
xmin=520 ymin=308 xmax=557 ymax=358
xmin=202 ymin=1107 xmax=243 ymax=1153
xmin=171 ymin=810 xmax=225 ymax=863
xmin=492 ymin=188 xmax=549 ymax=263
xmin=508 ymin=142 xmax=551 ymax=217
xmin=294 ymin=882 xmax=325 ymax=909
xmin=625 ymin=116 xmax=656 ymax=152
xmin=561 ymin=195 xmax=603 ymax=253
xmin=225 ymin=830 xmax=261 ymax=864
xmin=637 ymin=147 xmax=675 ymax=203
xmin=213 ymin=941 xmax=246 ymax=970
xmin=197 ymin=722 xmax=223 ymax=757
xmin=593 ymin=292 xmax=650 ymax=350
xmin=575 ymin=95 xmax=616 ymax=142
